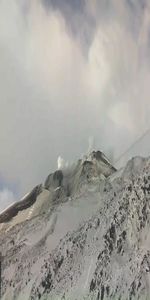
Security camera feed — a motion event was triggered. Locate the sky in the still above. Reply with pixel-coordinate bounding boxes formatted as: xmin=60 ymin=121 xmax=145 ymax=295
xmin=0 ymin=0 xmax=150 ymax=211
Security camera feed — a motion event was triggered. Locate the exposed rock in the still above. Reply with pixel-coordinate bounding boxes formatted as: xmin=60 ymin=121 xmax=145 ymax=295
xmin=44 ymin=150 xmax=116 ymax=197
xmin=0 ymin=184 xmax=42 ymax=223
xmin=3 ymin=152 xmax=149 ymax=299
xmin=45 ymin=170 xmax=63 ymax=190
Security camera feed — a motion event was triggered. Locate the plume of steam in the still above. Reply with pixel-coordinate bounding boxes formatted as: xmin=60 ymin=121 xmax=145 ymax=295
xmin=57 ymin=156 xmax=70 ymax=170
xmin=57 ymin=156 xmax=65 ymax=170
xmin=88 ymin=136 xmax=95 ymax=153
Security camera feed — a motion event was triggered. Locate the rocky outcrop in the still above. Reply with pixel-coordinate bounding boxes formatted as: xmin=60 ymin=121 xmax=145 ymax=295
xmin=0 ymin=150 xmax=122 ymax=300
xmin=0 ymin=150 xmax=116 ymax=226
xmin=27 ymin=156 xmax=150 ymax=300
xmin=44 ymin=151 xmax=116 ymax=196
xmin=0 ymin=184 xmax=42 ymax=223
xmin=45 ymin=170 xmax=63 ymax=190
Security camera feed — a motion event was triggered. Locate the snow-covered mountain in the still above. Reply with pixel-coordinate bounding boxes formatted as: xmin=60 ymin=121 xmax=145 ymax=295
xmin=0 ymin=151 xmax=150 ymax=300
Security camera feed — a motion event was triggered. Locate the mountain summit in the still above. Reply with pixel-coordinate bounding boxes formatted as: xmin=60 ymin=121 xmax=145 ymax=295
xmin=1 ymin=151 xmax=150 ymax=300
xmin=0 ymin=150 xmax=116 ymax=224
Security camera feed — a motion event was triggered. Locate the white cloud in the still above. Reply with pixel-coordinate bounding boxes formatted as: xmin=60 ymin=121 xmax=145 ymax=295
xmin=109 ymin=102 xmax=134 ymax=132
xmin=0 ymin=0 xmax=150 ymax=197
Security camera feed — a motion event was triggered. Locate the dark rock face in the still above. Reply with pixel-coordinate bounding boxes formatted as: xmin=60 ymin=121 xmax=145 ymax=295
xmin=44 ymin=173 xmax=53 ymax=190
xmin=0 ymin=184 xmax=42 ymax=223
xmin=82 ymin=160 xmax=93 ymax=167
xmin=53 ymin=170 xmax=63 ymax=187
xmin=44 ymin=170 xmax=63 ymax=190
xmin=82 ymin=160 xmax=95 ymax=178
xmin=92 ymin=151 xmax=117 ymax=172
xmin=92 ymin=151 xmax=103 ymax=160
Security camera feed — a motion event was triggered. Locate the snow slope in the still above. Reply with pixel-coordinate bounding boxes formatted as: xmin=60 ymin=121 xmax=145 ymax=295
xmin=0 ymin=152 xmax=150 ymax=300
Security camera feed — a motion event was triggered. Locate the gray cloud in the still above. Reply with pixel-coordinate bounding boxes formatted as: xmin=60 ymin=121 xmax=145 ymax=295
xmin=0 ymin=188 xmax=15 ymax=212
xmin=0 ymin=0 xmax=150 ymax=205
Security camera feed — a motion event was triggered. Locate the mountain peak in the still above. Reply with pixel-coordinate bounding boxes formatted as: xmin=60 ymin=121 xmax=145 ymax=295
xmin=0 ymin=150 xmax=116 ymax=225
xmin=2 ymin=154 xmax=149 ymax=300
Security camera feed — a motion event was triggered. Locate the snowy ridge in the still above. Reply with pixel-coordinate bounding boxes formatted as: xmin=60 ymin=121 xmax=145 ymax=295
xmin=1 ymin=153 xmax=150 ymax=299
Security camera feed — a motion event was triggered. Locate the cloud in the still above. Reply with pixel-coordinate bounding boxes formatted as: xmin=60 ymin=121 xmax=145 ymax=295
xmin=0 ymin=188 xmax=15 ymax=212
xmin=0 ymin=0 xmax=150 ymax=198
